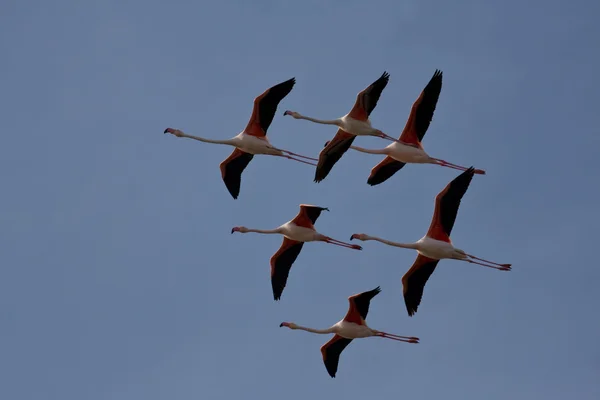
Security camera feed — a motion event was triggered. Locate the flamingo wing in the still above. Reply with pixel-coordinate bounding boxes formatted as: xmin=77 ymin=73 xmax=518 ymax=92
xmin=219 ymin=148 xmax=254 ymax=199
xmin=426 ymin=167 xmax=475 ymax=241
xmin=401 ymin=255 xmax=440 ymax=316
xmin=314 ymin=129 xmax=356 ymax=183
xmin=348 ymin=71 xmax=390 ymax=120
xmin=343 ymin=286 xmax=381 ymax=324
xmin=270 ymin=238 xmax=304 ymax=300
xmin=245 ymin=77 xmax=296 ymax=137
xmin=366 ymin=156 xmax=406 ymax=186
xmin=398 ymin=70 xmax=443 ymax=146
xmin=291 ymin=204 xmax=329 ymax=227
xmin=320 ymin=335 xmax=353 ymax=378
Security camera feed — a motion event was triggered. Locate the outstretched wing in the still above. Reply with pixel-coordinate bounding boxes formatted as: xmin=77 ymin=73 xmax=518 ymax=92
xmin=219 ymin=148 xmax=254 ymax=199
xmin=314 ymin=129 xmax=356 ymax=183
xmin=321 ymin=335 xmax=353 ymax=378
xmin=245 ymin=78 xmax=296 ymax=137
xmin=291 ymin=204 xmax=329 ymax=227
xmin=348 ymin=72 xmax=390 ymax=121
xmin=401 ymin=255 xmax=440 ymax=316
xmin=366 ymin=156 xmax=406 ymax=186
xmin=270 ymin=238 xmax=304 ymax=300
xmin=399 ymin=70 xmax=443 ymax=146
xmin=426 ymin=167 xmax=475 ymax=242
xmin=343 ymin=286 xmax=382 ymax=324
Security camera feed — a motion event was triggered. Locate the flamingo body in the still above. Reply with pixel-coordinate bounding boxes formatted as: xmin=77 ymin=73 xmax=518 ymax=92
xmin=379 ymin=141 xmax=433 ymax=163
xmin=330 ymin=320 xmax=376 ymax=339
xmin=414 ymin=236 xmax=465 ymax=260
xmin=330 ymin=115 xmax=376 ymax=137
xmin=226 ymin=133 xmax=282 ymax=156
xmin=277 ymin=222 xmax=322 ymax=242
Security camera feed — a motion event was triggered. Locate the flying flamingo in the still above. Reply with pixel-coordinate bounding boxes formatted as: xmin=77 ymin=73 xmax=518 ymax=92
xmin=231 ymin=204 xmax=362 ymax=300
xmin=279 ymin=286 xmax=419 ymax=378
xmin=350 ymin=167 xmax=511 ymax=316
xmin=345 ymin=70 xmax=485 ymax=186
xmin=283 ymin=72 xmax=398 ymax=183
xmin=164 ymin=77 xmax=317 ymax=199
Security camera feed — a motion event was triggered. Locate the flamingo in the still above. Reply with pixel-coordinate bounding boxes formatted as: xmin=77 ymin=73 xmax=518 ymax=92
xmin=164 ymin=77 xmax=317 ymax=199
xmin=345 ymin=70 xmax=485 ymax=186
xmin=350 ymin=167 xmax=511 ymax=316
xmin=283 ymin=72 xmax=398 ymax=183
xmin=231 ymin=204 xmax=362 ymax=301
xmin=279 ymin=286 xmax=419 ymax=378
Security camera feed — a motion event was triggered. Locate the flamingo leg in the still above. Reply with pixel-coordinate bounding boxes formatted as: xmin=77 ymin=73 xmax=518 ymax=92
xmin=375 ymin=130 xmax=402 ymax=143
xmin=374 ymin=331 xmax=419 ymax=341
xmin=464 ymin=259 xmax=511 ymax=271
xmin=270 ymin=146 xmax=319 ymax=161
xmin=431 ymin=158 xmax=486 ymax=175
xmin=376 ymin=332 xmax=419 ymax=343
xmin=279 ymin=155 xmax=318 ymax=167
xmin=324 ymin=237 xmax=362 ymax=250
xmin=466 ymin=254 xmax=511 ymax=268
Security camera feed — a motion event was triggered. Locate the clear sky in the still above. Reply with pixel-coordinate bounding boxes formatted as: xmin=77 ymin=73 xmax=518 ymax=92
xmin=2 ymin=0 xmax=599 ymax=399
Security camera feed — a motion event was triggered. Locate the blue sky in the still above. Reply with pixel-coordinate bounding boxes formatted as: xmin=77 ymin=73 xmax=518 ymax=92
xmin=1 ymin=0 xmax=599 ymax=399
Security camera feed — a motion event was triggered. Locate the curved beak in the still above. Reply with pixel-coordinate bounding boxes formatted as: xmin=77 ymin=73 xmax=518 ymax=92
xmin=349 ymin=236 xmax=354 ymax=240
xmin=279 ymin=323 xmax=284 ymax=327
xmin=283 ymin=111 xmax=289 ymax=116
xmin=231 ymin=228 xmax=235 ymax=234
xmin=163 ymin=128 xmax=169 ymax=134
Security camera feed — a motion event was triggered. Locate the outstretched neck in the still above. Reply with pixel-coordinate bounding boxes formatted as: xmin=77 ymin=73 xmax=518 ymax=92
xmin=298 ymin=115 xmax=341 ymax=126
xmin=350 ymin=145 xmax=388 ymax=155
xmin=180 ymin=133 xmax=236 ymax=146
xmin=363 ymin=235 xmax=418 ymax=250
xmin=295 ymin=325 xmax=336 ymax=334
xmin=245 ymin=228 xmax=282 ymax=235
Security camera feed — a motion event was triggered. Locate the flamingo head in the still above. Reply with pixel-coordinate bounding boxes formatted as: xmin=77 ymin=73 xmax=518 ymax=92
xmin=164 ymin=128 xmax=184 ymax=137
xmin=279 ymin=322 xmax=298 ymax=329
xmin=283 ymin=110 xmax=301 ymax=119
xmin=350 ymin=233 xmax=367 ymax=241
xmin=231 ymin=226 xmax=249 ymax=234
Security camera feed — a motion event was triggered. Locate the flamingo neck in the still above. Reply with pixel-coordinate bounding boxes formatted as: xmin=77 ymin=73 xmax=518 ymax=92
xmin=350 ymin=145 xmax=388 ymax=155
xmin=363 ymin=235 xmax=418 ymax=250
xmin=298 ymin=115 xmax=341 ymax=126
xmin=245 ymin=228 xmax=283 ymax=235
xmin=180 ymin=133 xmax=236 ymax=146
xmin=295 ymin=325 xmax=336 ymax=334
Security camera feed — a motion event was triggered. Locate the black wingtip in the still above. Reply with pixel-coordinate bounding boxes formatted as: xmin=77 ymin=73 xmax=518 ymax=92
xmin=366 ymin=176 xmax=382 ymax=186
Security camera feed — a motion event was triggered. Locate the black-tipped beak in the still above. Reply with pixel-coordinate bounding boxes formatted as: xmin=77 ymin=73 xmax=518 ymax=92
xmin=350 ymin=236 xmax=354 ymax=241
xmin=163 ymin=128 xmax=169 ymax=134
xmin=279 ymin=323 xmax=284 ymax=327
xmin=283 ymin=111 xmax=288 ymax=116
xmin=231 ymin=228 xmax=234 ymax=234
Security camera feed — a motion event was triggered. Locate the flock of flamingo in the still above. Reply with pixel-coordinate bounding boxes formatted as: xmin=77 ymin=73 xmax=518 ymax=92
xmin=164 ymin=70 xmax=512 ymax=378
